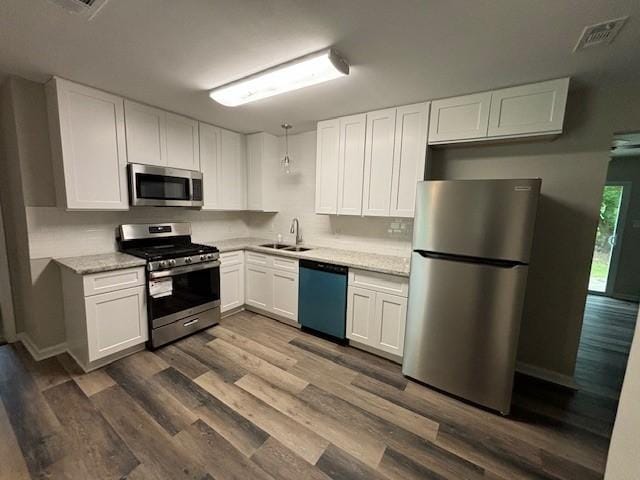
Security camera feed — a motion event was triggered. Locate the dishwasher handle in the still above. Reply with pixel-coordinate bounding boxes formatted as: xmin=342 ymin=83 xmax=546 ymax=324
xmin=299 ymin=259 xmax=348 ymax=275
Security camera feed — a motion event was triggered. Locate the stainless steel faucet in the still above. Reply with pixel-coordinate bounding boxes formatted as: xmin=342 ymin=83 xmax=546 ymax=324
xmin=290 ymin=217 xmax=302 ymax=245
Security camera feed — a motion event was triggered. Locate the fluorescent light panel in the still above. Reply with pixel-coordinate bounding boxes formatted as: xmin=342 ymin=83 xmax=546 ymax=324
xmin=209 ymin=49 xmax=349 ymax=107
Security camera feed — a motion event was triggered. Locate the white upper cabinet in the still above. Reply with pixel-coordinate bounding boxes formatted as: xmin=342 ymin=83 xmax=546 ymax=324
xmin=315 ymin=119 xmax=341 ymax=214
xmin=362 ymin=108 xmax=396 ymax=217
xmin=200 ymin=125 xmax=246 ymax=211
xmin=337 ymin=114 xmax=367 ymax=215
xmin=487 ymin=78 xmax=569 ymax=138
xmin=316 ymin=103 xmax=429 ymax=218
xmin=246 ymin=132 xmax=279 ymax=212
xmin=390 ymin=102 xmax=429 ymax=217
xmin=199 ymin=122 xmax=221 ymax=209
xmin=46 ymin=77 xmax=129 ymax=211
xmin=219 ymin=128 xmax=246 ymax=210
xmin=124 ymin=100 xmax=167 ymax=166
xmin=428 ymin=77 xmax=570 ymax=145
xmin=125 ymin=100 xmax=200 ymax=170
xmin=165 ymin=113 xmax=200 ymax=170
xmin=428 ymin=92 xmax=491 ymax=144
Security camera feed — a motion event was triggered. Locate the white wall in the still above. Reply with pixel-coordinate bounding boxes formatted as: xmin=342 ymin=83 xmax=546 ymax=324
xmin=246 ymin=131 xmax=414 ymax=256
xmin=605 ymin=308 xmax=640 ymax=480
xmin=0 ymin=201 xmax=16 ymax=342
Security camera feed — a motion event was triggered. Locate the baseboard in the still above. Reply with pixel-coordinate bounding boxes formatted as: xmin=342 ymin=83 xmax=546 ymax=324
xmin=17 ymin=333 xmax=67 ymax=361
xmin=612 ymin=293 xmax=640 ymax=303
xmin=348 ymin=339 xmax=403 ymax=365
xmin=516 ymin=361 xmax=579 ymax=390
xmin=221 ymin=306 xmax=245 ymax=318
xmin=245 ymin=305 xmax=300 ymax=329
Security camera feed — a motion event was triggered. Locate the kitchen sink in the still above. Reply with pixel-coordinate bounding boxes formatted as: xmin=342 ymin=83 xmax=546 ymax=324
xmin=283 ymin=246 xmax=312 ymax=252
xmin=259 ymin=243 xmax=293 ymax=249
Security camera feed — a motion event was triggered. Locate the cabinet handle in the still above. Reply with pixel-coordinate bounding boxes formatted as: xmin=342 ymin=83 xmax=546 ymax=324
xmin=183 ymin=318 xmax=200 ymax=328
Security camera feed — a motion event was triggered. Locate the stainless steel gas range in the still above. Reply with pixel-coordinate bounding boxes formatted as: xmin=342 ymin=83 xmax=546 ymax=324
xmin=117 ymin=223 xmax=220 ymax=348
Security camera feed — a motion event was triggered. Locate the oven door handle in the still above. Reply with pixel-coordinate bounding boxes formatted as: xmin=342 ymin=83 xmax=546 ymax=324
xmin=149 ymin=260 xmax=220 ymax=279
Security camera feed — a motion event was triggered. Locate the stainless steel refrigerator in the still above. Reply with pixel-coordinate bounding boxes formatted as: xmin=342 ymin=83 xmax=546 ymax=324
xmin=403 ymin=178 xmax=541 ymax=414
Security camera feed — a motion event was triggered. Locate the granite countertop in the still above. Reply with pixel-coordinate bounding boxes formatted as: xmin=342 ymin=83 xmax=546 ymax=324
xmin=54 ymin=252 xmax=147 ymax=275
xmin=54 ymin=238 xmax=411 ymax=277
xmin=208 ymin=237 xmax=411 ymax=277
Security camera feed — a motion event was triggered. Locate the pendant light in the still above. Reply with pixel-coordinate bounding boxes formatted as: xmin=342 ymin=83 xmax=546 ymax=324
xmin=281 ymin=123 xmax=292 ymax=174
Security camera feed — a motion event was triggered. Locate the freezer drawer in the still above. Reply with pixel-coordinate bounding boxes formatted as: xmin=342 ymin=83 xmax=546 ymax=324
xmin=402 ymin=252 xmax=529 ymax=414
xmin=412 ymin=179 xmax=540 ymax=263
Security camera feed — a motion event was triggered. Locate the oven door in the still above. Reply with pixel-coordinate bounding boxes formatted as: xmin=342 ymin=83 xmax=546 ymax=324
xmin=147 ymin=261 xmax=220 ymax=329
xmin=128 ymin=163 xmax=203 ymax=207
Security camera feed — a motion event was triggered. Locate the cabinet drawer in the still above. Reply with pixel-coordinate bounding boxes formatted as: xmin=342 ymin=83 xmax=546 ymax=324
xmin=246 ymin=251 xmax=269 ymax=266
xmin=83 ymin=267 xmax=145 ymax=297
xmin=348 ymin=269 xmax=408 ymax=297
xmin=272 ymin=256 xmax=298 ymax=273
xmin=220 ymin=250 xmax=244 ymax=266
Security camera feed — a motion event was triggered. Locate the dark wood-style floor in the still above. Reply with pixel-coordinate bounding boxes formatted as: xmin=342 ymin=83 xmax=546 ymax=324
xmin=0 ymin=309 xmax=627 ymax=480
xmin=574 ymin=295 xmax=638 ymax=399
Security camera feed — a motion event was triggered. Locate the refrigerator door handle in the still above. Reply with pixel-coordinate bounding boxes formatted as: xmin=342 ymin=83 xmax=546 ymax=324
xmin=413 ymin=250 xmax=526 ymax=269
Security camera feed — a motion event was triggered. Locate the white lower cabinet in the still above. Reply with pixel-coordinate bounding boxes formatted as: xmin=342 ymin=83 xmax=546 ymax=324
xmin=245 ymin=264 xmax=272 ymax=311
xmin=60 ymin=266 xmax=148 ymax=371
xmin=346 ymin=269 xmax=408 ymax=359
xmin=245 ymin=252 xmax=299 ymax=323
xmin=85 ymin=286 xmax=147 ymax=361
xmin=272 ymin=270 xmax=299 ymax=320
xmin=346 ymin=286 xmax=376 ymax=344
xmin=373 ymin=292 xmax=407 ymax=356
xmin=220 ymin=251 xmax=245 ymax=314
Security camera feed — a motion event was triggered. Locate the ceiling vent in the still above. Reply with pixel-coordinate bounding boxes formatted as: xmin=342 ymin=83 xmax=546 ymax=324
xmin=574 ymin=17 xmax=628 ymax=52
xmin=48 ymin=0 xmax=110 ymax=20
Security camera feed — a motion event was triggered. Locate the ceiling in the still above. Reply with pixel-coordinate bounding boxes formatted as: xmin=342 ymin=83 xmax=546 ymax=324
xmin=1 ymin=0 xmax=639 ymax=134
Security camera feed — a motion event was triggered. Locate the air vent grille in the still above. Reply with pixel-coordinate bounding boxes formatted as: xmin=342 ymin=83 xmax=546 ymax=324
xmin=574 ymin=17 xmax=628 ymax=52
xmin=48 ymin=0 xmax=110 ymax=19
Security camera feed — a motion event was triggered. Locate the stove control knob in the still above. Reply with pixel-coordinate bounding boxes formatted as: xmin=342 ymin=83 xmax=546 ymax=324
xmin=184 ymin=257 xmax=192 ymax=264
xmin=169 ymin=259 xmax=176 ymax=266
xmin=200 ymin=255 xmax=206 ymax=261
xmin=159 ymin=260 xmax=167 ymax=268
xmin=207 ymin=254 xmax=215 ymax=260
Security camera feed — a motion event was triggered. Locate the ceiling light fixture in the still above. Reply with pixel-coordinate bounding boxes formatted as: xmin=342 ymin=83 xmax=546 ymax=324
xmin=209 ymin=48 xmax=350 ymax=107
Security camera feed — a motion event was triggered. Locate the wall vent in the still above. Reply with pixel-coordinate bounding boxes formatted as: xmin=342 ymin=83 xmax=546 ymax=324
xmin=48 ymin=0 xmax=110 ymax=20
xmin=574 ymin=17 xmax=628 ymax=52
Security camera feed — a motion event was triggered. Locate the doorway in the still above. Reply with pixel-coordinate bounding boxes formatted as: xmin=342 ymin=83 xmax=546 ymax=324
xmin=588 ymin=182 xmax=631 ymax=294
xmin=576 ymin=132 xmax=640 ymax=404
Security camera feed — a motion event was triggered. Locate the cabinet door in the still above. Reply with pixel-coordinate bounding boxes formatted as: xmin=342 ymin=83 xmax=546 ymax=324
xmin=428 ymin=92 xmax=491 ymax=144
xmin=166 ymin=113 xmax=200 ymax=170
xmin=220 ymin=264 xmax=244 ymax=313
xmin=220 ymin=129 xmax=246 ymax=210
xmin=85 ymin=285 xmax=148 ymax=361
xmin=315 ymin=119 xmax=340 ymax=214
xmin=124 ymin=100 xmax=167 ymax=166
xmin=199 ymin=122 xmax=221 ymax=209
xmin=245 ymin=265 xmax=272 ymax=310
xmin=373 ymin=292 xmax=407 ymax=356
xmin=487 ymin=78 xmax=569 ymax=138
xmin=346 ymin=286 xmax=376 ymax=346
xmin=362 ymin=108 xmax=396 ymax=217
xmin=48 ymin=78 xmax=129 ymax=210
xmin=390 ymin=102 xmax=429 ymax=217
xmin=337 ymin=114 xmax=367 ymax=215
xmin=272 ymin=271 xmax=298 ymax=321
xmin=246 ymin=133 xmax=263 ymax=211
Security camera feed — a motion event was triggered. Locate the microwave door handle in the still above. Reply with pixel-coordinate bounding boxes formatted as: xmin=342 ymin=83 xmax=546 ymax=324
xmin=149 ymin=260 xmax=221 ymax=279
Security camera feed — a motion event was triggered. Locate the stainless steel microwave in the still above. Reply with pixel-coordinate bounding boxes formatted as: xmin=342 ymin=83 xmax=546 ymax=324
xmin=128 ymin=163 xmax=203 ymax=207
